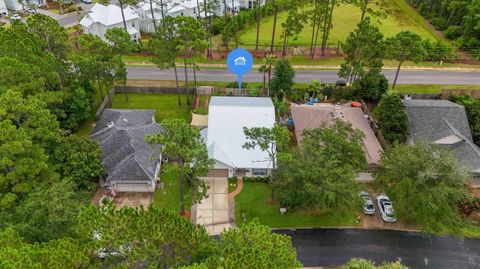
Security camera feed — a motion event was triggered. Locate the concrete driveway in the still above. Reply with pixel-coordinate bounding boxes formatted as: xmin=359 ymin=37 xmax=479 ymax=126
xmin=193 ymin=178 xmax=234 ymax=235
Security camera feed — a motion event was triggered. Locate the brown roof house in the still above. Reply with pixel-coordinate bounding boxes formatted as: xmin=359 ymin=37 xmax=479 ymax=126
xmin=291 ymin=103 xmax=383 ymax=168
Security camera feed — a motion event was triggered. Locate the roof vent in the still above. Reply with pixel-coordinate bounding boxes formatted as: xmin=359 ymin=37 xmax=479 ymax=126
xmin=107 ymin=120 xmax=114 ymax=128
xmin=122 ymin=117 xmax=128 ymax=122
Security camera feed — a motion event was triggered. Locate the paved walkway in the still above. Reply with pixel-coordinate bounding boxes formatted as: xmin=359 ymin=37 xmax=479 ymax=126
xmin=194 ymin=178 xmax=234 ymax=235
xmin=228 ymin=178 xmax=244 ymax=199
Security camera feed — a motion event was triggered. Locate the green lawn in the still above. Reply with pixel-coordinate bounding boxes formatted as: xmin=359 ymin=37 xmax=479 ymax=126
xmin=237 ymin=0 xmax=440 ymax=47
xmin=235 ymin=182 xmax=359 ymax=228
xmin=111 ymin=93 xmax=192 ymax=122
xmin=153 ymin=165 xmax=180 ymax=212
xmin=464 ymin=224 xmax=480 ymax=238
xmin=393 ymin=84 xmax=480 ymax=94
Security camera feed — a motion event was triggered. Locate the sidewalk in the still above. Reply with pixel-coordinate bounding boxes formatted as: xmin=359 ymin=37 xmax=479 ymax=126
xmin=124 ymin=61 xmax=480 ymax=71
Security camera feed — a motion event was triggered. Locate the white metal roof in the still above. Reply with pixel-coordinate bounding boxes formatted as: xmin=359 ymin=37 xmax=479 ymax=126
xmin=204 ymin=97 xmax=276 ymax=170
xmin=82 ymin=3 xmax=139 ymax=27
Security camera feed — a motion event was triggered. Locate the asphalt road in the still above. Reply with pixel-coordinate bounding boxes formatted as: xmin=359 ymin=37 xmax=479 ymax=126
xmin=274 ymin=228 xmax=480 ymax=269
xmin=126 ymin=66 xmax=480 ymax=85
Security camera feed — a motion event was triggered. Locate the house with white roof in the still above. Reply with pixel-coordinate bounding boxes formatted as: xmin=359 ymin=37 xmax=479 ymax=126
xmin=4 ymin=0 xmax=45 ymax=12
xmin=201 ymin=96 xmax=276 ymax=178
xmin=80 ymin=3 xmax=140 ymax=42
xmin=136 ymin=1 xmax=163 ymax=33
xmin=0 ymin=0 xmax=7 ymax=16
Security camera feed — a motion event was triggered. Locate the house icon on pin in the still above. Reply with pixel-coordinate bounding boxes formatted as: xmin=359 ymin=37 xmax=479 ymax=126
xmin=234 ymin=56 xmax=247 ymax=66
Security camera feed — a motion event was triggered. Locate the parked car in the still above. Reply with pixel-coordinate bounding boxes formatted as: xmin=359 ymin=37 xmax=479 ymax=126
xmin=81 ymin=0 xmax=93 ymax=4
xmin=359 ymin=191 xmax=375 ymax=215
xmin=10 ymin=13 xmax=22 ymax=21
xmin=376 ymin=195 xmax=397 ymax=222
xmin=25 ymin=7 xmax=37 ymax=14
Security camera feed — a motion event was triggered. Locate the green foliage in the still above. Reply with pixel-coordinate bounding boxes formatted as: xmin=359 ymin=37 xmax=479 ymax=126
xmin=275 ymin=120 xmax=366 ymax=209
xmin=249 ymin=87 xmax=261 ymax=97
xmin=351 ymin=71 xmax=388 ymax=101
xmin=408 ymin=0 xmax=480 ymax=60
xmin=375 ymin=92 xmax=407 ymax=143
xmin=375 ymin=142 xmax=472 ymax=235
xmin=449 ymin=94 xmax=480 ymax=146
xmin=0 ymin=228 xmax=91 ymax=268
xmin=105 ymin=28 xmax=135 ymax=55
xmin=269 ymin=59 xmax=295 ymax=99
xmin=339 ymin=18 xmax=385 ymax=83
xmin=26 ymin=14 xmax=70 ymax=62
xmin=243 ymin=124 xmax=291 ymax=170
xmin=146 ymin=119 xmax=213 ymax=211
xmin=307 ymin=80 xmax=323 ymax=99
xmin=149 ymin=16 xmax=178 ymax=69
xmin=202 ymin=220 xmax=302 ymax=269
xmin=77 ymin=204 xmax=212 ymax=268
xmin=72 ymin=33 xmax=125 ymax=100
xmin=51 ymin=135 xmax=104 ymax=190
xmin=421 ymin=39 xmax=457 ymax=62
xmin=6 ymin=180 xmax=85 ymax=243
xmin=343 ymin=258 xmax=409 ymax=269
xmin=385 ymin=31 xmax=425 ymax=88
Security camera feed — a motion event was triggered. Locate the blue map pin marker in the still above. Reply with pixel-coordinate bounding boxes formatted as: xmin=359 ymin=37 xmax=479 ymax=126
xmin=226 ymin=48 xmax=253 ymax=90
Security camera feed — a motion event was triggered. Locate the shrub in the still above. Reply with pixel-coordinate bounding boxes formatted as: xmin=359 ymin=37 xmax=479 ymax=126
xmin=445 ymin=26 xmax=462 ymax=40
xmin=430 ymin=17 xmax=448 ymax=30
xmin=225 ymin=81 xmax=248 ymax=88
xmin=375 ymin=93 xmax=408 ymax=143
xmin=351 ymin=71 xmax=388 ymax=101
xmin=243 ymin=176 xmax=270 ymax=183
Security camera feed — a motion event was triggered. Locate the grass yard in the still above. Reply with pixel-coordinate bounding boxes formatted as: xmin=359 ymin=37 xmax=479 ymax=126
xmin=393 ymin=84 xmax=480 ymax=94
xmin=237 ymin=0 xmax=440 ymax=47
xmin=111 ymin=93 xmax=192 ymax=122
xmin=235 ymin=182 xmax=359 ymax=228
xmin=153 ymin=165 xmax=180 ymax=212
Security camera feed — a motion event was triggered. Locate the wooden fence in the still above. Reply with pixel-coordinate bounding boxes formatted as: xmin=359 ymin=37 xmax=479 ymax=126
xmin=94 ymin=85 xmax=261 ymax=119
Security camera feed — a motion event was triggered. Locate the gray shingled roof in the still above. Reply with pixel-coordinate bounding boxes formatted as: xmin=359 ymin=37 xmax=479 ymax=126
xmin=91 ymin=109 xmax=162 ymax=183
xmin=404 ymin=100 xmax=480 ymax=173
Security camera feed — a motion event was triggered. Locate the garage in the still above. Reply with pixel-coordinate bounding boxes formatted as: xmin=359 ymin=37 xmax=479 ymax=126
xmin=113 ymin=182 xmax=153 ymax=192
xmin=206 ymin=169 xmax=229 ymax=178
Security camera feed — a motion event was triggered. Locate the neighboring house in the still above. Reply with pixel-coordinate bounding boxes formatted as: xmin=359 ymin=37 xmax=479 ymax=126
xmin=238 ymin=0 xmax=265 ymax=9
xmin=91 ymin=109 xmax=162 ymax=193
xmin=136 ymin=1 xmax=163 ymax=33
xmin=0 ymin=0 xmax=7 ymax=16
xmin=201 ymin=97 xmax=276 ymax=178
xmin=404 ymin=99 xmax=480 ymax=175
xmin=291 ymin=103 xmax=383 ymax=169
xmin=4 ymin=0 xmax=44 ymax=12
xmin=80 ymin=3 xmax=140 ymax=42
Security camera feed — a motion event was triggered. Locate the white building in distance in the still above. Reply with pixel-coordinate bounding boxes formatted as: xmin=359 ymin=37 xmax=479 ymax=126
xmin=80 ymin=3 xmax=140 ymax=42
xmin=4 ymin=0 xmax=45 ymax=12
xmin=0 ymin=0 xmax=7 ymax=16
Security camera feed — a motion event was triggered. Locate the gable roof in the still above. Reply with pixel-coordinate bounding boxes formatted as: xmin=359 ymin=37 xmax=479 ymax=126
xmin=404 ymin=99 xmax=480 ymax=173
xmin=204 ymin=97 xmax=276 ymax=169
xmin=81 ymin=3 xmax=138 ymax=27
xmin=91 ymin=109 xmax=161 ymax=183
xmin=291 ymin=103 xmax=383 ymax=166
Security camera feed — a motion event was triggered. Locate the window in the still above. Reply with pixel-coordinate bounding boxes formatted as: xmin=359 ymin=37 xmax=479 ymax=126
xmin=132 ymin=21 xmax=135 ymax=27
xmin=252 ymin=169 xmax=267 ymax=176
